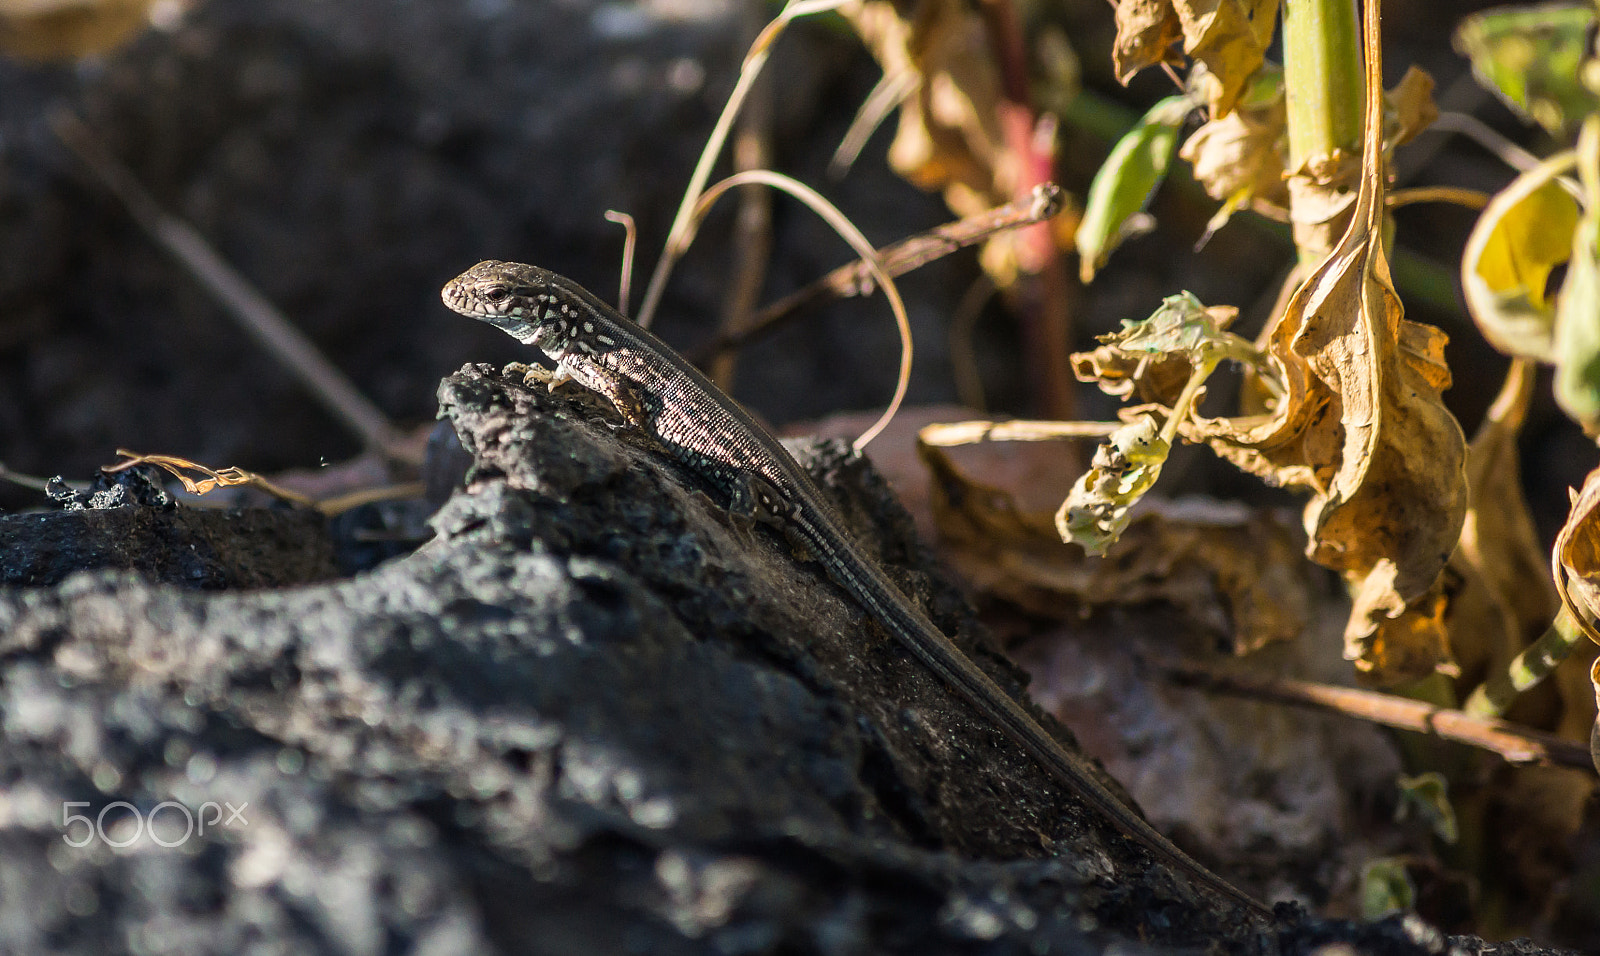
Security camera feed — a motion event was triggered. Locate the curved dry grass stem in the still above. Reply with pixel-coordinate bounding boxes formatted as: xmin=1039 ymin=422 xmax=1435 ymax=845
xmin=604 ymin=210 xmax=638 ymax=317
xmin=690 ymin=170 xmax=911 ymax=452
xmin=635 ymin=0 xmax=854 ymax=329
xmin=1164 ymin=659 xmax=1596 ymax=771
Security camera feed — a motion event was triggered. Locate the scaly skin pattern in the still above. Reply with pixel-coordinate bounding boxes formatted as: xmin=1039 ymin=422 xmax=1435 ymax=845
xmin=442 ymin=260 xmax=1270 ymax=918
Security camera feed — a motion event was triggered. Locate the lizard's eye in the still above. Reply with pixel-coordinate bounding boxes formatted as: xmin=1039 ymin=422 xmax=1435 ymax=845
xmin=482 ymin=285 xmax=509 ymax=302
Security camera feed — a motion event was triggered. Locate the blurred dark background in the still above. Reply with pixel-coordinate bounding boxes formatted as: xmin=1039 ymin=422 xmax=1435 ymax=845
xmin=0 ymin=0 xmax=1587 ymax=538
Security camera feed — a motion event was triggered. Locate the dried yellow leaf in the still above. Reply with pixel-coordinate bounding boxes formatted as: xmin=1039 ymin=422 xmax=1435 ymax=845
xmin=918 ymin=434 xmax=1311 ymax=652
xmin=1071 ymin=340 xmax=1193 ymax=405
xmin=1350 ymin=569 xmax=1458 ymax=681
xmin=1112 ymin=0 xmax=1280 ymax=118
xmin=1179 ymin=68 xmax=1288 ymax=211
xmin=1112 ymin=0 xmax=1185 ymax=83
xmin=846 ymin=0 xmax=1006 ymax=206
xmin=1189 ymin=0 xmax=1468 ymax=681
xmin=844 ymin=0 xmax=1056 ymax=286
xmin=0 ymin=0 xmax=169 ymax=61
xmin=1386 ymin=66 xmax=1439 ymax=148
xmin=1174 ymin=0 xmax=1279 ymax=117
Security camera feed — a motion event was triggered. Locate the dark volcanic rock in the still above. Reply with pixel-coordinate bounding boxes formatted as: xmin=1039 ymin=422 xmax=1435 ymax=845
xmin=1 ymin=466 xmax=337 ymax=588
xmin=0 ymin=365 xmax=1580 ymax=955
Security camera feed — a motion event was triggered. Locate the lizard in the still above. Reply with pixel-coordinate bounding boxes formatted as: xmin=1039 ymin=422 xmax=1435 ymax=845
xmin=441 ymin=259 xmax=1272 ymax=919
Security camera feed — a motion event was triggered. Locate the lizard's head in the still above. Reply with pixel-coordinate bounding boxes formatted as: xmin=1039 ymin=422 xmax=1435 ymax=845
xmin=441 ymin=260 xmax=560 ymax=343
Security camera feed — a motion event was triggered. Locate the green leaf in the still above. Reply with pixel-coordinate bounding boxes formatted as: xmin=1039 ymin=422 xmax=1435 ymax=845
xmin=1555 ymin=117 xmax=1600 ymax=431
xmin=1359 ymin=858 xmax=1417 ymax=919
xmin=1555 ymin=213 xmax=1600 ymax=427
xmin=1076 ymin=96 xmax=1191 ymax=283
xmin=1462 ymin=151 xmax=1581 ymax=361
xmin=1104 ymin=291 xmax=1264 ymax=367
xmin=1056 ymin=415 xmax=1170 ymax=554
xmin=1395 ymin=771 xmax=1460 ymax=844
xmin=1059 ymin=291 xmax=1267 ymax=553
xmin=1454 ymin=2 xmax=1600 ymax=137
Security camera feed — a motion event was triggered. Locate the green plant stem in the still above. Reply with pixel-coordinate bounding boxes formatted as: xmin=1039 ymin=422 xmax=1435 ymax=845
xmin=1282 ymin=0 xmax=1365 ymax=260
xmin=1462 ymin=607 xmax=1591 ymax=718
xmin=1283 ymin=0 xmax=1363 ymax=168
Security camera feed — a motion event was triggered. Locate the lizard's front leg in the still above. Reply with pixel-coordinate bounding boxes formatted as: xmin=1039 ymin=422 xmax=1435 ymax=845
xmin=552 ymin=355 xmax=651 ymax=431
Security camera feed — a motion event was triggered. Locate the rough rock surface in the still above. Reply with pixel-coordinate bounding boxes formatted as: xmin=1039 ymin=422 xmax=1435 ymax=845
xmin=0 ymin=365 xmax=1579 ymax=955
xmin=1 ymin=468 xmax=339 ymax=589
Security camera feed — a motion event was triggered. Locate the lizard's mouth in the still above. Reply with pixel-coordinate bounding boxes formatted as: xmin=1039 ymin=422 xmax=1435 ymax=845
xmin=441 ymin=285 xmax=497 ymax=321
xmin=440 ymin=283 xmax=470 ymax=314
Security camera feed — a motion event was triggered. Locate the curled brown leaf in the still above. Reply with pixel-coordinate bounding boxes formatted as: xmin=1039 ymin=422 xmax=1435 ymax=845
xmin=1186 ymin=3 xmax=1468 ymax=681
xmin=1554 ymin=465 xmax=1600 ymax=648
xmin=918 ymin=433 xmax=1312 ymax=651
xmin=1179 ymin=71 xmax=1289 ymax=216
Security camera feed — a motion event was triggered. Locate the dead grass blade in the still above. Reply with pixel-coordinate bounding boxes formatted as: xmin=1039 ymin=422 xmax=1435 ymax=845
xmin=105 ymin=449 xmax=423 ymax=517
xmin=689 ymin=171 xmax=909 ymax=452
xmin=603 ymin=210 xmax=638 ymax=317
xmin=635 ymin=0 xmax=854 ymax=329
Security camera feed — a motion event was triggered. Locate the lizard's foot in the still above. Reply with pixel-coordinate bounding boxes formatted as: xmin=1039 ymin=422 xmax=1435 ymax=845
xmin=724 ymin=473 xmax=812 ymax=558
xmin=502 ymin=362 xmax=554 ymax=388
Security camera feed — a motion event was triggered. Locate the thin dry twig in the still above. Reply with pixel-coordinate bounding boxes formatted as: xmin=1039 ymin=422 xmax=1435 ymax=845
xmin=106 ymin=450 xmax=316 ymax=508
xmin=1162 ymin=660 xmax=1597 ymax=772
xmin=51 ymin=111 xmax=419 ymax=466
xmin=687 ymin=183 xmax=1064 ymax=365
xmin=1387 ymin=186 xmax=1490 ymax=210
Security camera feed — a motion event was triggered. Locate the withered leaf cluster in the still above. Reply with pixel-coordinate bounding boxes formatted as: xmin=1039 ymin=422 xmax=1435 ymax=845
xmin=1075 ymin=2 xmax=1471 ymax=685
